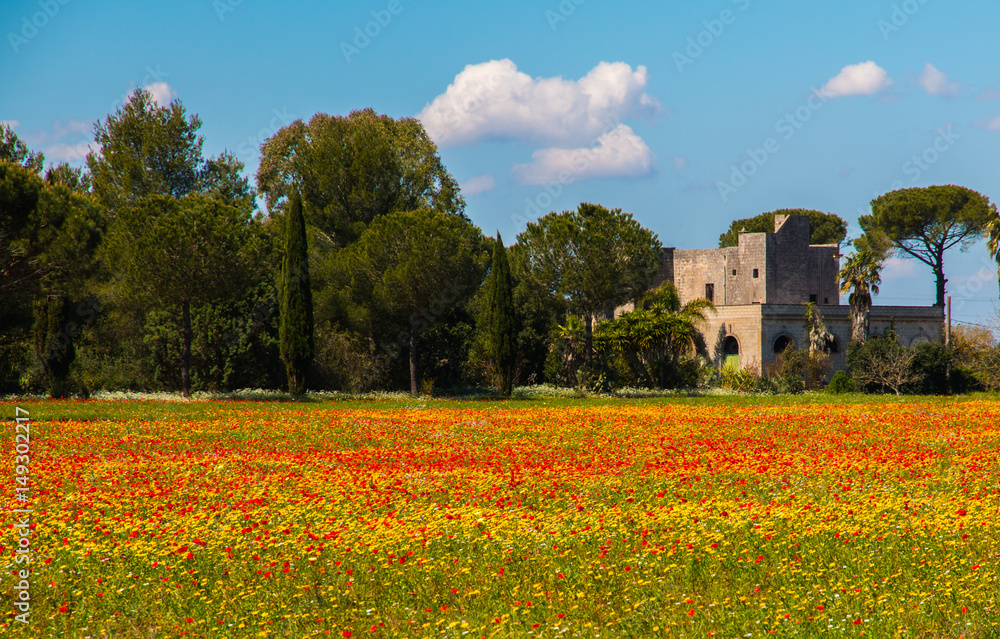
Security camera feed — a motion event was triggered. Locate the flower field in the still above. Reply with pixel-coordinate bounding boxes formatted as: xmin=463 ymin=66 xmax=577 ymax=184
xmin=2 ymin=398 xmax=1000 ymax=637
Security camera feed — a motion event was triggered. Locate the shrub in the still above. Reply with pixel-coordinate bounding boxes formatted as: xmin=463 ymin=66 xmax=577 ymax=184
xmin=721 ymin=366 xmax=756 ymax=392
xmin=847 ymin=336 xmax=916 ymax=395
xmin=904 ymin=342 xmax=951 ymax=395
xmin=826 ymin=370 xmax=854 ymax=394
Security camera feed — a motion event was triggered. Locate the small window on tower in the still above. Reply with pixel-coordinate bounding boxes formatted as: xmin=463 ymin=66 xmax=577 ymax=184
xmin=705 ymin=283 xmax=715 ymax=303
xmin=752 ymin=268 xmax=759 ymax=279
xmin=809 ymin=294 xmax=818 ymax=303
xmin=732 ymin=269 xmax=737 ymax=276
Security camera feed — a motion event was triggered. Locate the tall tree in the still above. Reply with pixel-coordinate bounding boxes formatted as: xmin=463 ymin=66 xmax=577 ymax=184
xmin=486 ymin=233 xmax=517 ymax=397
xmin=718 ymin=209 xmax=847 ymax=248
xmin=1 ymin=123 xmax=44 ymax=172
xmin=839 ymin=247 xmax=885 ymax=342
xmin=343 ymin=209 xmax=485 ymax=395
xmin=516 ymin=203 xmax=661 ymax=362
xmin=0 ymin=161 xmax=44 ymax=297
xmin=104 ymin=194 xmax=265 ymax=397
xmin=987 ymin=206 xmax=1000 ymax=301
xmin=26 ymin=183 xmax=104 ymax=397
xmin=257 ymin=108 xmax=465 ymax=248
xmin=279 ymin=191 xmax=314 ymax=396
xmin=87 ymin=89 xmax=204 ymax=214
xmin=860 ymin=185 xmax=995 ymax=307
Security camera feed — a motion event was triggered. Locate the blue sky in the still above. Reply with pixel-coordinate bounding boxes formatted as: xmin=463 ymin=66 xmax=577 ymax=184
xmin=2 ymin=0 xmax=998 ymax=328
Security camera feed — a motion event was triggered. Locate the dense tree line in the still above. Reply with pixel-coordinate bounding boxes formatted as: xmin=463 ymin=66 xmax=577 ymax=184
xmin=2 ymin=93 xmax=999 ymax=397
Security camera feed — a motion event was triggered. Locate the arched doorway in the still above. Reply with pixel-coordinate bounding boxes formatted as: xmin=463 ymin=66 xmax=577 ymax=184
xmin=722 ymin=336 xmax=740 ymax=370
xmin=773 ymin=335 xmax=794 ymax=354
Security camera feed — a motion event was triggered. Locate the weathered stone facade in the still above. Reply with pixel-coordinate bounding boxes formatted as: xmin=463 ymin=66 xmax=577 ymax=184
xmin=636 ymin=214 xmax=944 ymax=373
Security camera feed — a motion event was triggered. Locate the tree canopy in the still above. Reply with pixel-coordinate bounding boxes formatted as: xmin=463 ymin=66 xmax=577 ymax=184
xmin=104 ymin=194 xmax=266 ymax=396
xmin=860 ymin=185 xmax=995 ymax=307
xmin=1 ymin=123 xmax=44 ymax=172
xmin=718 ymin=209 xmax=848 ymax=248
xmin=341 ymin=208 xmax=485 ymax=395
xmin=516 ymin=203 xmax=662 ymax=361
xmin=257 ymin=108 xmax=465 ymax=248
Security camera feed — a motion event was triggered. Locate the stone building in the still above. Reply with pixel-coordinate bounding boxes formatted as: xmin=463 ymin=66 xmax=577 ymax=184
xmin=643 ymin=214 xmax=944 ymax=373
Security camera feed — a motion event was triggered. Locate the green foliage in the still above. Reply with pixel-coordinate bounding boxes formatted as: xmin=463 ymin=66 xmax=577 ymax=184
xmin=949 ymin=366 xmax=984 ymax=394
xmin=257 ymin=109 xmax=465 ymax=248
xmin=32 ymin=295 xmax=76 ymax=397
xmin=104 ymin=194 xmax=267 ymax=396
xmin=721 ymin=366 xmax=756 ymax=392
xmin=903 ymin=342 xmax=951 ymax=395
xmin=484 ymin=234 xmax=517 ymax=397
xmin=340 ymin=208 xmax=485 ymax=394
xmin=593 ymin=282 xmax=714 ymax=389
xmin=860 ymin=185 xmax=995 ymax=306
xmin=312 ymin=325 xmax=385 ymax=393
xmin=507 ymin=243 xmax=567 ymax=385
xmin=763 ymin=344 xmax=832 ymax=393
xmin=280 ymin=191 xmax=314 ymax=396
xmin=803 ymin=302 xmax=835 ymax=354
xmin=88 ymin=89 xmax=206 ymax=213
xmin=718 ymin=209 xmax=847 ymax=248
xmin=847 ymin=336 xmax=917 ymax=395
xmin=0 ymin=123 xmax=44 ymax=172
xmin=0 ymin=161 xmax=44 ymax=297
xmin=839 ymin=247 xmax=885 ymax=342
xmin=545 ymin=316 xmax=587 ymax=387
xmin=950 ymin=326 xmax=1000 ymax=391
xmin=826 ymin=370 xmax=854 ymax=394
xmin=44 ymin=163 xmax=91 ymax=192
xmin=987 ymin=206 xmax=1000 ymax=300
xmin=516 ymin=202 xmax=662 ymax=361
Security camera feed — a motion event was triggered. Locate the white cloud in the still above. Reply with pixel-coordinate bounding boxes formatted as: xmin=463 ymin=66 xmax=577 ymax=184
xmin=43 ymin=141 xmax=98 ymax=164
xmin=673 ymin=156 xmax=687 ymax=171
xmin=975 ymin=114 xmax=1000 ymax=132
xmin=144 ymin=81 xmax=176 ymax=107
xmin=461 ymin=174 xmax=498 ymax=196
xmin=819 ymin=61 xmax=893 ymax=98
xmin=418 ymin=59 xmax=660 ymax=147
xmin=510 ymin=123 xmax=654 ymax=185
xmin=881 ymin=257 xmax=919 ymax=281
xmin=918 ymin=63 xmax=960 ymax=97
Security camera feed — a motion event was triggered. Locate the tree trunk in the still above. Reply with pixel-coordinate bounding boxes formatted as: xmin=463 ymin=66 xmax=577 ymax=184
xmin=584 ymin=313 xmax=593 ymax=363
xmin=933 ymin=261 xmax=947 ymax=307
xmin=410 ymin=311 xmax=419 ymax=396
xmin=181 ymin=298 xmax=192 ymax=399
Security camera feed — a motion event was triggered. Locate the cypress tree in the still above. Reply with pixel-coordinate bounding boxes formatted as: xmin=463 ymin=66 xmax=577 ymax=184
xmin=280 ymin=191 xmax=313 ymax=396
xmin=488 ymin=233 xmax=517 ymax=397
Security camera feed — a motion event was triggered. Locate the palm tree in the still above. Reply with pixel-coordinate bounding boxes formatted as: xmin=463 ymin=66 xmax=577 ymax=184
xmin=987 ymin=206 xmax=1000 ymax=301
xmin=839 ymin=249 xmax=884 ymax=343
xmin=596 ymin=282 xmax=714 ymax=388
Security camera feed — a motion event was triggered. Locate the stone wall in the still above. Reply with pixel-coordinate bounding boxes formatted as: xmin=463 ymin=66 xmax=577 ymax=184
xmin=703 ymin=304 xmax=945 ymax=374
